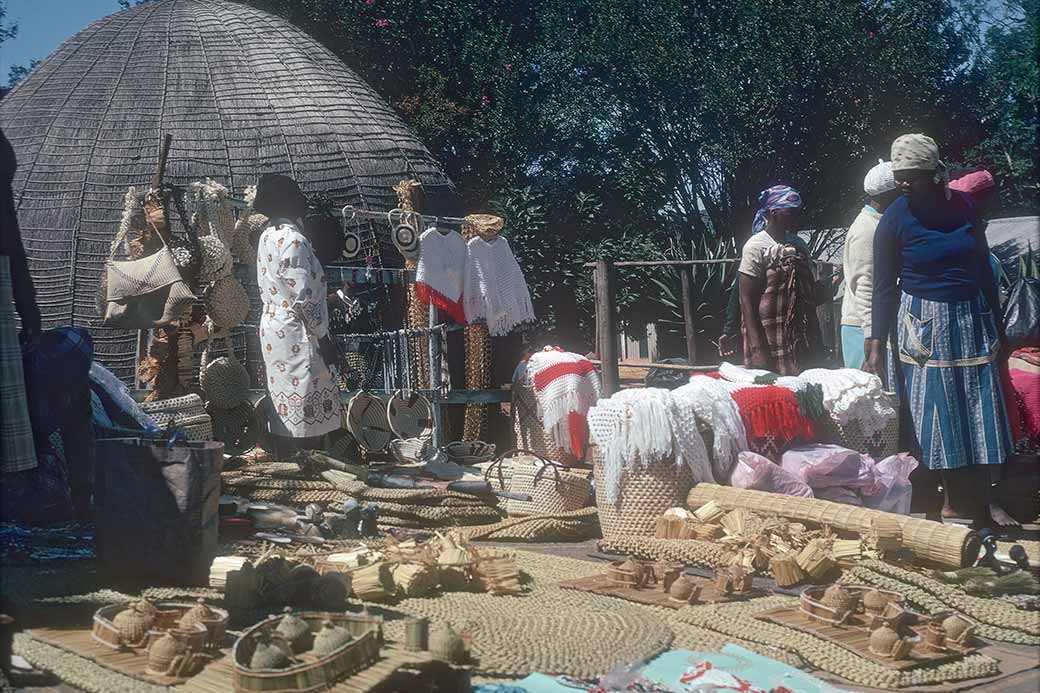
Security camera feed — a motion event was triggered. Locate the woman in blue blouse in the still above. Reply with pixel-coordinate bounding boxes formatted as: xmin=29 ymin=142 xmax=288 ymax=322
xmin=865 ymin=134 xmax=1015 ymax=528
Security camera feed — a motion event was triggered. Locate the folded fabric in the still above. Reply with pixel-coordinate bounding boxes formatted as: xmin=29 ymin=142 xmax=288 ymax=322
xmin=415 ymin=227 xmax=467 ymax=322
xmin=727 ymin=384 xmax=815 ymax=446
xmin=525 ymin=346 xmax=601 ymax=458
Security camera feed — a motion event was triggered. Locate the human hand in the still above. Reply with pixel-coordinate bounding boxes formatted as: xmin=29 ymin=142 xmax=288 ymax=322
xmin=747 ymin=344 xmax=770 ymax=370
xmin=863 ymin=339 xmax=886 ymax=376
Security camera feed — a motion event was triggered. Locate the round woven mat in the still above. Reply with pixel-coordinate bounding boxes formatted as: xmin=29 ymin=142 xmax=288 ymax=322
xmin=460 ymin=507 xmax=600 ymax=542
xmin=14 ymin=634 xmax=168 ymax=693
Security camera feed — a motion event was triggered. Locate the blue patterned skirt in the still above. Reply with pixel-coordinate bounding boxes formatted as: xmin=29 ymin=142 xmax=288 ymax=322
xmin=897 ymin=292 xmax=1011 ymax=470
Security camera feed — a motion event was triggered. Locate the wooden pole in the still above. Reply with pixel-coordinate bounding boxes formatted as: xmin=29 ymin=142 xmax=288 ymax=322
xmin=137 ymin=134 xmax=174 ymax=391
xmin=429 ymin=303 xmax=442 ymax=447
xmin=680 ymin=266 xmax=697 ymax=366
xmin=152 ymin=133 xmax=174 ymax=189
xmin=595 ymin=259 xmax=620 ymax=395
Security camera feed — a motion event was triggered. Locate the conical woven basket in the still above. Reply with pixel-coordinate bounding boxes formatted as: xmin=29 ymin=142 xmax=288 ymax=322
xmin=204 ymin=275 xmax=250 ymax=330
xmin=512 ymin=382 xmax=584 ymax=467
xmin=200 ymin=339 xmax=250 ymax=409
xmin=592 ymin=445 xmax=694 ymax=539
xmin=196 ymin=234 xmax=232 ymax=283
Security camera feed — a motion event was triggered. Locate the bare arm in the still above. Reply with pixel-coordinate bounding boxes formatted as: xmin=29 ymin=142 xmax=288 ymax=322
xmin=739 ymin=272 xmax=769 ymax=368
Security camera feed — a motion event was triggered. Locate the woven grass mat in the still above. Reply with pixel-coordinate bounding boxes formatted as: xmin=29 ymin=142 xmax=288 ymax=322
xmin=339 ymin=481 xmax=504 ymax=506
xmin=373 ymin=502 xmax=504 ymax=525
xmin=674 ymin=598 xmax=1006 ymax=690
xmin=597 ymin=535 xmax=726 ymax=569
xmin=458 ymin=507 xmax=600 ymax=542
xmin=375 ymin=549 xmax=799 ymax=678
xmin=222 ymin=476 xmax=336 ymax=491
xmin=227 ymin=488 xmax=349 ymax=504
xmin=13 ymin=633 xmax=169 ymax=693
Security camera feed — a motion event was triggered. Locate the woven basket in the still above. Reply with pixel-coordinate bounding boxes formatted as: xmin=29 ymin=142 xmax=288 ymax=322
xmin=386 ymin=389 xmax=433 ymax=440
xmin=592 ymin=445 xmax=695 ymax=539
xmin=141 ymin=393 xmax=207 ymax=426
xmin=484 ymin=449 xmax=591 ymax=517
xmin=204 ymin=275 xmax=250 ymax=330
xmin=345 ymin=391 xmax=392 ymax=452
xmin=200 ymin=339 xmax=250 ymax=409
xmin=512 ymin=382 xmax=584 ymax=467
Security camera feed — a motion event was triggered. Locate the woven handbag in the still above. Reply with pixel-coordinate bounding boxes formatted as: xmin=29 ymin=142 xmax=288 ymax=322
xmin=103 ymin=231 xmax=195 ymax=329
xmin=591 ymin=444 xmax=694 ymax=539
xmin=140 ymin=394 xmax=213 ymax=441
xmin=511 ymin=382 xmax=585 ymax=467
xmin=200 ymin=339 xmax=250 ymax=409
xmin=485 ymin=449 xmax=592 ymax=517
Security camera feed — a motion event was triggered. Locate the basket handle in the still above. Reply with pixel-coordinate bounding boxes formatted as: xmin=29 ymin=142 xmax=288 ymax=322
xmin=484 ymin=448 xmax=566 ymax=492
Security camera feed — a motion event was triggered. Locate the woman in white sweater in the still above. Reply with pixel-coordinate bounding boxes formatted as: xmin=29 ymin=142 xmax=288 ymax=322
xmin=840 ymin=160 xmax=901 ymax=369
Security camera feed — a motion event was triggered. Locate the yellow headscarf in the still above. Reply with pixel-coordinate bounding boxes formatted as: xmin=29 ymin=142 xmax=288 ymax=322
xmin=890 ymin=134 xmax=950 ymax=199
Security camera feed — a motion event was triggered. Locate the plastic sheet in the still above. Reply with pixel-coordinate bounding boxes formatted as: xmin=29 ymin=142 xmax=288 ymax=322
xmin=730 ymin=451 xmax=814 ymax=498
xmin=861 ymin=453 xmax=919 ymax=515
xmin=781 ymin=444 xmax=879 ymax=492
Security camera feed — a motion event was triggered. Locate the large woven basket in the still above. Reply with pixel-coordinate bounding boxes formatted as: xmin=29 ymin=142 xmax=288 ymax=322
xmin=511 ymin=382 xmax=585 ymax=467
xmin=345 ymin=391 xmax=392 ymax=452
xmin=485 ymin=449 xmax=591 ymax=517
xmin=592 ymin=445 xmax=694 ymax=539
xmin=386 ymin=389 xmax=433 ymax=441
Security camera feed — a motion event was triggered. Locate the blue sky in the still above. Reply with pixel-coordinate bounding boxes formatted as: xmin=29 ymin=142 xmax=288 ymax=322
xmin=1 ymin=0 xmax=120 ymax=77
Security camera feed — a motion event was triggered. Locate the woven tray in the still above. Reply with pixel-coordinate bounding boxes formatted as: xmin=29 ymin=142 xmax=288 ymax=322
xmin=558 ymin=572 xmax=766 ymax=609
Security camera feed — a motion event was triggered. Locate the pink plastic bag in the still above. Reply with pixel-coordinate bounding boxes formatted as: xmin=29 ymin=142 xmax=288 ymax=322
xmin=781 ymin=444 xmax=880 ymax=493
xmin=731 ymin=451 xmax=814 ymax=498
xmin=861 ymin=454 xmax=919 ymax=515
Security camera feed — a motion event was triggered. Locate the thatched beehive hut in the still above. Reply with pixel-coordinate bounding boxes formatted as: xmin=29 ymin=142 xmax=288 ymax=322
xmin=1 ymin=0 xmax=454 ymax=378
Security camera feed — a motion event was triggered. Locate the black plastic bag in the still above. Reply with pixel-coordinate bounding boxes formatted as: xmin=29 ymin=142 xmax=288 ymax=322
xmin=1004 ymin=278 xmax=1040 ymax=350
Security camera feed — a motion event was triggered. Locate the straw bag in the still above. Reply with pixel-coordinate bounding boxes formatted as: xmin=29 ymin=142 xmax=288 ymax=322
xmin=485 ymin=449 xmax=592 ymax=517
xmin=103 ymin=231 xmax=195 ymax=329
xmin=140 ymin=394 xmax=213 ymax=441
xmin=512 ymin=382 xmax=584 ymax=467
xmin=591 ymin=445 xmax=694 ymax=539
xmin=200 ymin=339 xmax=250 ymax=409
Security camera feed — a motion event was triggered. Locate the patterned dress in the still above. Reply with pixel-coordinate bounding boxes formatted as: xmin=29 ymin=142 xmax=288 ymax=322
xmin=257 ymin=219 xmax=340 ymax=438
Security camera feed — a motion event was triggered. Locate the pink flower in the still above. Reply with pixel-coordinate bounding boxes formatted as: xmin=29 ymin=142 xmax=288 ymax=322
xmin=481 ymin=95 xmax=491 ymax=106
xmin=374 ymin=18 xmax=389 ymax=27
xmin=504 ymin=63 xmax=513 ymax=72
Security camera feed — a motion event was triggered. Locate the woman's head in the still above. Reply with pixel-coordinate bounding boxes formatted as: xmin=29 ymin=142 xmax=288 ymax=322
xmin=253 ymin=173 xmax=309 ymax=220
xmin=754 ymin=185 xmax=802 ymax=236
xmin=863 ymin=160 xmax=901 ymax=211
xmin=303 ymin=200 xmax=345 ymax=266
xmin=890 ymin=134 xmax=949 ymax=201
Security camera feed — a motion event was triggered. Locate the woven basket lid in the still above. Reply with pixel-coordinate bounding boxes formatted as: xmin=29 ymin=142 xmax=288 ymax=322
xmin=392 ymin=221 xmax=420 ymax=259
xmin=197 ymin=235 xmax=232 ymax=283
xmin=346 ymin=391 xmax=393 ymax=451
xmin=386 ymin=390 xmax=433 ymax=440
xmin=342 ymin=229 xmax=362 ymax=259
xmin=204 ymin=276 xmax=250 ymax=330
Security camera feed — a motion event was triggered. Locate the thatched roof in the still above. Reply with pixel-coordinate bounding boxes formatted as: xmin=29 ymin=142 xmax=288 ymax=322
xmin=1 ymin=0 xmax=454 ymax=378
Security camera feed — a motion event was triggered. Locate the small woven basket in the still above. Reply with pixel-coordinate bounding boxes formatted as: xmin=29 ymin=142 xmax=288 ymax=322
xmin=511 ymin=383 xmax=585 ymax=467
xmin=141 ymin=393 xmax=207 ymax=427
xmin=386 ymin=389 xmax=433 ymax=441
xmin=346 ymin=391 xmax=392 ymax=452
xmin=592 ymin=445 xmax=695 ymax=539
xmin=484 ymin=449 xmax=591 ymax=517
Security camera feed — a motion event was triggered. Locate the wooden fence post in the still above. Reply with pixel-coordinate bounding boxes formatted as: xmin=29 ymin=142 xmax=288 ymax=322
xmin=595 ymin=259 xmax=620 ymax=395
xmin=680 ymin=266 xmax=697 ymax=366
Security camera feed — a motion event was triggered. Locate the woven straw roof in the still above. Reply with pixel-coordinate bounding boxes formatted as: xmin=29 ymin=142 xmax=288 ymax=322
xmin=1 ymin=0 xmax=454 ymax=378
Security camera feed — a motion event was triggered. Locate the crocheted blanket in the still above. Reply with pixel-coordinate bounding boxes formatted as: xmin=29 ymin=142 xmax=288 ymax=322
xmin=674 ymin=376 xmax=748 ymax=483
xmin=463 ymin=236 xmax=536 ymax=336
xmin=526 ymin=347 xmax=601 ymax=458
xmin=415 ymin=228 xmax=466 ymax=323
xmin=727 ymin=385 xmax=815 ymax=448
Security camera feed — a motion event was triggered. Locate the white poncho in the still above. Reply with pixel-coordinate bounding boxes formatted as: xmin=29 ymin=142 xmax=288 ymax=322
xmin=463 ymin=236 xmax=536 ymax=336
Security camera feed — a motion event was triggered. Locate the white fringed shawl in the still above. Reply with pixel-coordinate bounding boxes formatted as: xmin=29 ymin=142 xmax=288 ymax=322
xmin=463 ymin=236 xmax=536 ymax=336
xmin=674 ymin=377 xmax=749 ymax=482
xmin=588 ymin=388 xmax=713 ymax=502
xmin=798 ymin=368 xmax=896 ymax=437
xmin=525 ymin=347 xmax=601 ymax=457
xmin=415 ymin=228 xmax=466 ymax=323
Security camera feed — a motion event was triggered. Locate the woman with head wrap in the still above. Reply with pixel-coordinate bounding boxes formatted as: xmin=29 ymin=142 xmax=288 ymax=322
xmin=737 ymin=185 xmax=827 ymax=375
xmin=866 ymin=135 xmax=1016 ymax=527
xmin=840 ymin=160 xmax=902 ymax=369
xmin=253 ymin=174 xmax=341 ymax=457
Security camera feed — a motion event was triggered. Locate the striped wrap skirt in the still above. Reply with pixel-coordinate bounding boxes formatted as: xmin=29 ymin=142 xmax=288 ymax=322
xmin=897 ymin=292 xmax=1011 ymax=470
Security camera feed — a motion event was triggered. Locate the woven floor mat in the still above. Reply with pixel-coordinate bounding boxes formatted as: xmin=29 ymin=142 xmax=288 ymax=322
xmin=674 ymin=597 xmax=1000 ymax=689
xmin=459 ymin=507 xmax=600 ymax=542
xmin=13 ymin=633 xmax=169 ymax=693
xmin=342 ymin=483 xmax=504 ymax=506
xmin=376 ymin=549 xmax=797 ymax=678
xmin=596 ymin=535 xmax=726 ymax=569
xmin=372 ymin=502 xmax=503 ymax=524
xmin=222 ymin=475 xmax=336 ymax=491
xmin=140 ymin=586 xmax=225 ymax=603
xmin=228 ymin=488 xmax=350 ymax=504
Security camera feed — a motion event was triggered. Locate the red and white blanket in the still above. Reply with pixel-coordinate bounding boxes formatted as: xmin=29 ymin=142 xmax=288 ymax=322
xmin=525 ymin=347 xmax=601 ymax=458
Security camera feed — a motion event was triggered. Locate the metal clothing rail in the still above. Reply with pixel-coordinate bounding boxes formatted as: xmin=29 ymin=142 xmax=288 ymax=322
xmin=226 ymin=196 xmax=467 ymax=228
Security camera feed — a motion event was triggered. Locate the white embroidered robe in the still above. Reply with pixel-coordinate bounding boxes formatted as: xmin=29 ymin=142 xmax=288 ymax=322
xmin=257 ymin=219 xmax=340 ymax=438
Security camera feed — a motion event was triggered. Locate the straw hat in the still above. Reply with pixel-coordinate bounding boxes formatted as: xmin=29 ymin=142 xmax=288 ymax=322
xmin=462 ymin=214 xmax=504 ymax=240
